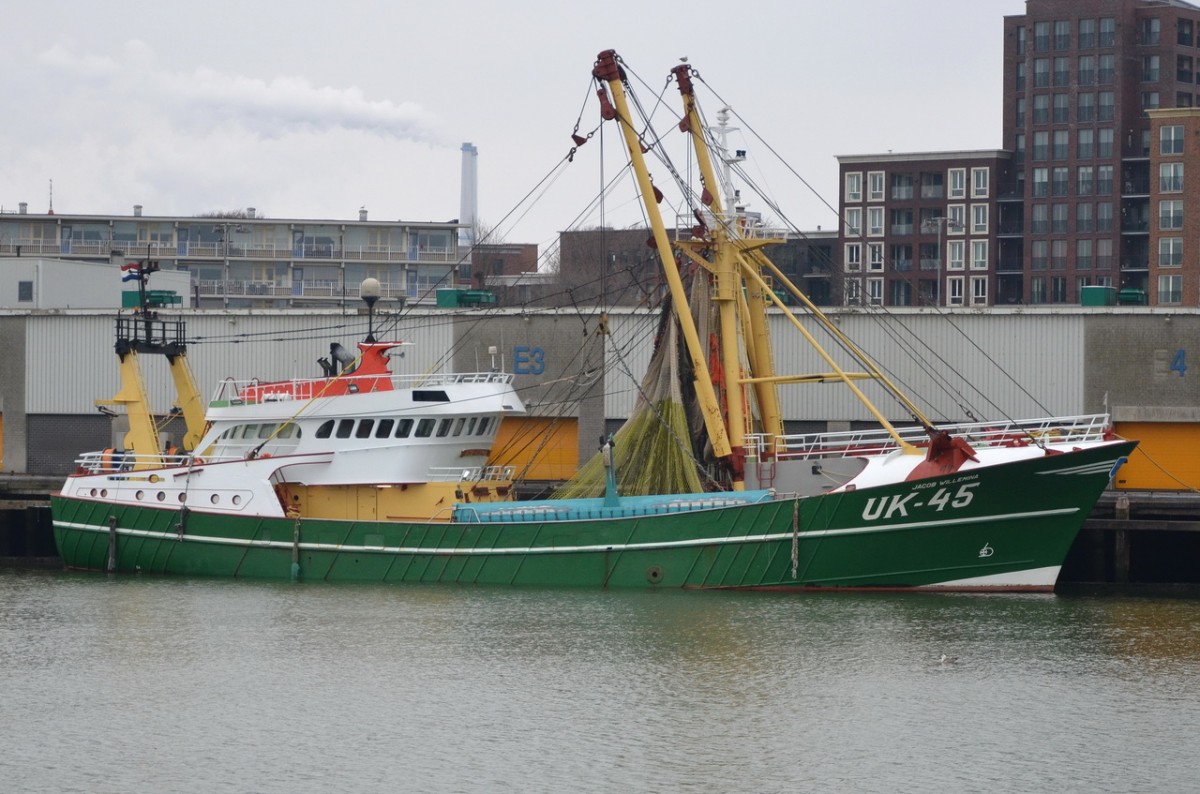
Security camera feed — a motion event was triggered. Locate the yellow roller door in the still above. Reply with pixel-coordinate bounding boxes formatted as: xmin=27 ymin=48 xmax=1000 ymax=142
xmin=488 ymin=417 xmax=578 ymax=481
xmin=1113 ymin=422 xmax=1200 ymax=491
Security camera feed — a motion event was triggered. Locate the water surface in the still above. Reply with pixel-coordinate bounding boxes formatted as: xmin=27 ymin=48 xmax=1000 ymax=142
xmin=3 ymin=569 xmax=1198 ymax=793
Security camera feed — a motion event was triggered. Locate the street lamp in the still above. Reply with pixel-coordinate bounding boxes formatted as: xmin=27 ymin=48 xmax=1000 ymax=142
xmin=361 ymin=277 xmax=381 ymax=342
xmin=920 ymin=216 xmax=964 ymax=306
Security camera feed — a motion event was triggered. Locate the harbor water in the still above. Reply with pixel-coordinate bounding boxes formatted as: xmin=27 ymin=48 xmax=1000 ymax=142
xmin=2 ymin=569 xmax=1199 ymax=793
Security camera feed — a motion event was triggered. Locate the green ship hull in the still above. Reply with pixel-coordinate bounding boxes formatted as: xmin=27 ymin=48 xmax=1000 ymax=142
xmin=51 ymin=441 xmax=1134 ymax=591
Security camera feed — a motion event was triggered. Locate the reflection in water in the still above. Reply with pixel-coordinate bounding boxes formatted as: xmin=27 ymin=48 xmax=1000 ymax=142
xmin=2 ymin=570 xmax=1199 ymax=793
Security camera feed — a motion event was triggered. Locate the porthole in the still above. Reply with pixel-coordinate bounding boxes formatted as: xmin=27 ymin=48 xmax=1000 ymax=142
xmin=210 ymin=494 xmax=220 ymax=505
xmin=156 ymin=492 xmax=166 ymax=502
xmin=135 ymin=490 xmax=144 ymax=501
xmin=89 ymin=488 xmax=98 ymax=497
xmin=100 ymin=489 xmax=108 ymax=498
xmin=178 ymin=493 xmax=187 ymax=503
xmin=231 ymin=495 xmax=242 ymax=506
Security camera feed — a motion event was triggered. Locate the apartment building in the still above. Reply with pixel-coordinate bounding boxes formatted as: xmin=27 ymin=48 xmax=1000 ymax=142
xmin=0 ymin=205 xmax=464 ymax=308
xmin=837 ymin=151 xmax=1009 ymax=307
xmin=836 ymin=0 xmax=1200 ymax=308
xmin=1002 ymin=0 xmax=1200 ymax=305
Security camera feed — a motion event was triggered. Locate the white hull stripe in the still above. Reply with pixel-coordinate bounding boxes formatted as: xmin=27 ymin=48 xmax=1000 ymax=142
xmin=53 ymin=506 xmax=1078 ymax=557
xmin=1037 ymin=457 xmax=1124 ymax=476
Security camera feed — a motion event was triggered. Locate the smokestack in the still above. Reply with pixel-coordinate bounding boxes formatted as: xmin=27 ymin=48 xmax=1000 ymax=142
xmin=359 ymin=207 xmax=368 ymax=222
xmin=459 ymin=142 xmax=478 ymax=247
xmin=133 ymin=204 xmax=143 ymax=217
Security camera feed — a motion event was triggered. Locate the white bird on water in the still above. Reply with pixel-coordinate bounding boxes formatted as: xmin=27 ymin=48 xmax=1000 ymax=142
xmin=939 ymin=654 xmax=958 ymax=665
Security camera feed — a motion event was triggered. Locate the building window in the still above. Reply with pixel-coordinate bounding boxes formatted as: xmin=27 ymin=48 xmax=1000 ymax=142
xmin=1098 ymin=128 xmax=1114 ymax=158
xmin=1143 ymin=92 xmax=1160 ymax=111
xmin=866 ymin=277 xmax=883 ymax=305
xmin=947 ymin=276 xmax=965 ymax=306
xmin=1052 ymin=204 xmax=1069 ymax=234
xmin=1031 ymin=203 xmax=1049 ymax=234
xmin=844 ymin=279 xmax=862 ymax=306
xmin=971 ymin=276 xmax=988 ymax=306
xmin=890 ymin=208 xmax=913 ymax=236
xmin=1078 ymin=128 xmax=1095 ymax=158
xmin=920 ymin=172 xmax=944 ymax=199
xmin=1016 ymin=97 xmax=1027 ymax=127
xmin=1052 ymin=167 xmax=1069 ymax=196
xmin=1078 ymin=166 xmax=1095 ymax=196
xmin=1051 ymin=277 xmax=1067 ymax=304
xmin=1078 ymin=55 xmax=1095 ymax=85
xmin=1034 ymin=21 xmax=1050 ymax=52
xmin=1055 ymin=20 xmax=1071 ymax=50
xmin=18 ymin=281 xmax=33 ymax=302
xmin=1033 ymin=94 xmax=1050 ymax=124
xmin=1052 ymin=239 xmax=1068 ymax=269
xmin=947 ymin=204 xmax=966 ymax=232
xmin=971 ymin=203 xmax=988 ymax=234
xmin=868 ymin=242 xmax=885 ymax=271
xmin=1053 ymin=57 xmax=1069 ymax=87
xmin=1080 ymin=19 xmax=1096 ymax=48
xmin=1160 ymin=162 xmax=1184 ymax=193
xmin=844 ymin=207 xmax=862 ymax=236
xmin=891 ymin=244 xmax=913 ymax=272
xmin=970 ymin=240 xmax=988 ymax=270
xmin=1032 ymin=168 xmax=1049 ymax=198
xmin=1098 ymin=91 xmax=1114 ymax=121
xmin=1158 ymin=275 xmax=1183 ymax=305
xmin=1034 ymin=57 xmax=1050 ymax=88
xmin=1031 ymin=276 xmax=1047 ymax=303
xmin=1179 ymin=92 xmax=1194 ymax=108
xmin=1016 ymin=62 xmax=1026 ymax=91
xmin=1097 ymin=203 xmax=1113 ymax=232
xmin=1053 ymin=130 xmax=1069 ymax=160
xmin=947 ymin=240 xmax=965 ymax=270
xmin=866 ymin=206 xmax=884 ymax=236
xmin=1179 ymin=55 xmax=1194 ymax=83
xmin=867 ymin=171 xmax=885 ymax=201
xmin=1159 ymin=237 xmax=1183 ymax=267
xmin=1077 ymin=203 xmax=1094 ymax=232
xmin=1031 ymin=240 xmax=1048 ymax=270
xmin=845 ymin=172 xmax=862 ymax=202
xmin=1077 ymin=96 xmax=1096 ymax=126
xmin=1053 ymin=93 xmax=1069 ymax=123
xmin=1033 ymin=131 xmax=1049 ymax=161
xmin=845 ymin=243 xmax=862 ymax=272
xmin=1180 ymin=18 xmax=1195 ymax=47
xmin=1141 ymin=17 xmax=1161 ymax=46
xmin=1018 ymin=25 xmax=1027 ymax=55
xmin=1142 ymin=55 xmax=1161 ymax=82
xmin=890 ymin=174 xmax=913 ymax=200
xmin=1097 ymin=238 xmax=1114 ymax=268
xmin=1161 ymin=125 xmax=1185 ymax=155
xmin=971 ymin=168 xmax=989 ymax=198
xmin=1097 ymin=164 xmax=1114 ymax=195
xmin=1099 ymin=18 xmax=1116 ymax=47
xmin=1077 ymin=239 xmax=1093 ymax=269
xmin=1098 ymin=56 xmax=1115 ymax=85
xmin=1159 ymin=200 xmax=1184 ymax=230
xmin=948 ymin=168 xmax=966 ymax=199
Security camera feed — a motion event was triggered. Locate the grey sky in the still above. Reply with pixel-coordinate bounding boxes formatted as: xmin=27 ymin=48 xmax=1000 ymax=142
xmin=1 ymin=1 xmax=1024 ymax=253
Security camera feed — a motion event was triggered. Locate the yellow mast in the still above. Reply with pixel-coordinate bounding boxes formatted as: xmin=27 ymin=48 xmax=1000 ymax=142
xmin=671 ymin=64 xmax=787 ymax=454
xmin=593 ymin=50 xmax=734 ymax=470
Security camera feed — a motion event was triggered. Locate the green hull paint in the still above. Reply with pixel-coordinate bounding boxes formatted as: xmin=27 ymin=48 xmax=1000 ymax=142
xmin=51 ymin=442 xmax=1134 ymax=591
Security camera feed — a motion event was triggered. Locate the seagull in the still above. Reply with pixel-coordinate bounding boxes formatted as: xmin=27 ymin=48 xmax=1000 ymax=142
xmin=938 ymin=653 xmax=958 ymax=665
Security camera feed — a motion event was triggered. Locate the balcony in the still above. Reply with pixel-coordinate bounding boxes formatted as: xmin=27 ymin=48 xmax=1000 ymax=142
xmin=0 ymin=238 xmax=458 ymax=264
xmin=196 ymin=279 xmax=411 ymax=301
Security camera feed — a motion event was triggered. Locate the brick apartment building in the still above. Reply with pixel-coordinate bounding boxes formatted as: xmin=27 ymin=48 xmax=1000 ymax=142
xmin=839 ymin=0 xmax=1200 ymax=308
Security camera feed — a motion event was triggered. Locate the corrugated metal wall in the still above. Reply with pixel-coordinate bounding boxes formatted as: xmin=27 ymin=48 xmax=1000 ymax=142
xmin=26 ymin=311 xmax=455 ymax=414
xmin=605 ymin=309 xmax=1087 ymax=423
xmin=22 ymin=308 xmax=1088 ymax=422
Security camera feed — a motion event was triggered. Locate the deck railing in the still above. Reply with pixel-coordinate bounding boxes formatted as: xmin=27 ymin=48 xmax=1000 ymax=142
xmin=747 ymin=414 xmax=1114 ymax=461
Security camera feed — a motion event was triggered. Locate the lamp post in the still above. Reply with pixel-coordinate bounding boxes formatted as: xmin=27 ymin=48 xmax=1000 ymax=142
xmin=920 ymin=216 xmax=963 ymax=306
xmin=361 ymin=277 xmax=381 ymax=342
